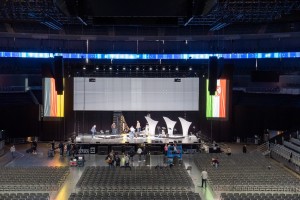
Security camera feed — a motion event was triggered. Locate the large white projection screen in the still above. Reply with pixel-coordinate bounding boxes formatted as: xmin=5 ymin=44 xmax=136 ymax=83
xmin=74 ymin=77 xmax=199 ymax=111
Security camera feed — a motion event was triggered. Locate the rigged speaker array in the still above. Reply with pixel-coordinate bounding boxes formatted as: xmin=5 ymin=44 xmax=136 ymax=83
xmin=54 ymin=56 xmax=64 ymax=95
xmin=208 ymin=56 xmax=218 ymax=95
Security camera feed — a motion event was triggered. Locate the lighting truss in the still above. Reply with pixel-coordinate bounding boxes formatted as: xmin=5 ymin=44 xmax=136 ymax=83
xmin=0 ymin=51 xmax=300 ymax=60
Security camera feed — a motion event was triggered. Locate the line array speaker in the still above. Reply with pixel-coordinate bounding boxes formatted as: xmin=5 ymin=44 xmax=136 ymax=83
xmin=208 ymin=56 xmax=218 ymax=95
xmin=54 ymin=56 xmax=64 ymax=95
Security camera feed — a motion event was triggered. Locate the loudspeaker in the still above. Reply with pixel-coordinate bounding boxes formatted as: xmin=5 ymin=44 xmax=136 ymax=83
xmin=251 ymin=71 xmax=279 ymax=82
xmin=208 ymin=56 xmax=218 ymax=95
xmin=54 ymin=56 xmax=64 ymax=94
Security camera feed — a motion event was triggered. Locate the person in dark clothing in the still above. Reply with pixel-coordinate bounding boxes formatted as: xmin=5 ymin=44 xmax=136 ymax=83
xmin=59 ymin=142 xmax=64 ymax=156
xmin=32 ymin=140 xmax=37 ymax=154
xmin=243 ymin=145 xmax=247 ymax=153
xmin=51 ymin=140 xmax=55 ymax=151
xmin=66 ymin=143 xmax=71 ymax=156
xmin=115 ymin=154 xmax=121 ymax=167
xmin=129 ymin=147 xmax=135 ymax=162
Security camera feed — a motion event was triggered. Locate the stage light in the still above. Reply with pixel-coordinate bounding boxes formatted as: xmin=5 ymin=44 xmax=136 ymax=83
xmin=82 ymin=66 xmax=86 ymax=70
xmin=162 ymin=67 xmax=165 ymax=71
xmin=95 ymin=66 xmax=99 ymax=70
xmin=149 ymin=67 xmax=152 ymax=71
xmin=189 ymin=67 xmax=192 ymax=71
xmin=136 ymin=67 xmax=139 ymax=70
xmin=109 ymin=66 xmax=112 ymax=70
xmin=175 ymin=67 xmax=179 ymax=71
xmin=123 ymin=67 xmax=126 ymax=70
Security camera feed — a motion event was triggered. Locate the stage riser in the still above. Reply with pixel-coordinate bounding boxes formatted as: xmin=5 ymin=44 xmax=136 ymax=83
xmin=73 ymin=143 xmax=199 ymax=155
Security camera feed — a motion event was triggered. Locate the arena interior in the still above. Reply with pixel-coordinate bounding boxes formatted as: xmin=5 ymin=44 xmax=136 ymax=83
xmin=0 ymin=1 xmax=300 ymax=200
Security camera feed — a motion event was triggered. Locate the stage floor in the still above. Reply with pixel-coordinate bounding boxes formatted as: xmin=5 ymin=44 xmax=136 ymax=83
xmin=75 ymin=133 xmax=198 ymax=144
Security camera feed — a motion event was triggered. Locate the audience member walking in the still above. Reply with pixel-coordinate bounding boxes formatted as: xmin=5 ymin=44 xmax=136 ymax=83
xmin=200 ymin=169 xmax=208 ymax=188
xmin=10 ymin=145 xmax=16 ymax=158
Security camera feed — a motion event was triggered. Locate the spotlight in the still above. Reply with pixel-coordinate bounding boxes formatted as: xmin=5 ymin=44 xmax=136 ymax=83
xmin=175 ymin=67 xmax=179 ymax=71
xmin=109 ymin=66 xmax=112 ymax=70
xmin=96 ymin=66 xmax=99 ymax=70
xmin=123 ymin=67 xmax=126 ymax=70
xmin=83 ymin=66 xmax=86 ymax=70
xmin=136 ymin=67 xmax=139 ymax=70
xmin=162 ymin=67 xmax=165 ymax=71
xmin=149 ymin=67 xmax=152 ymax=71
xmin=189 ymin=67 xmax=192 ymax=71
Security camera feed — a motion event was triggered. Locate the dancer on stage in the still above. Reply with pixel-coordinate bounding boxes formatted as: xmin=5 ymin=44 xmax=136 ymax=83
xmin=136 ymin=121 xmax=141 ymax=132
xmin=129 ymin=126 xmax=135 ymax=139
xmin=91 ymin=125 xmax=96 ymax=138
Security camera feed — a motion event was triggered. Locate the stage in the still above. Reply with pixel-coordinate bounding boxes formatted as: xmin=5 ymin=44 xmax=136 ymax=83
xmin=76 ymin=133 xmax=198 ymax=144
xmin=74 ymin=133 xmax=200 ymax=155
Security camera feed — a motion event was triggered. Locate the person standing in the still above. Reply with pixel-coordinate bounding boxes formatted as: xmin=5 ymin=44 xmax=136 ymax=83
xmin=124 ymin=154 xmax=132 ymax=170
xmin=10 ymin=145 xmax=16 ymax=158
xmin=201 ymin=169 xmax=208 ymax=188
xmin=91 ymin=125 xmax=96 ymax=138
xmin=226 ymin=147 xmax=231 ymax=156
xmin=164 ymin=144 xmax=168 ymax=156
xmin=59 ymin=141 xmax=64 ymax=156
xmin=136 ymin=121 xmax=141 ymax=133
xmin=137 ymin=146 xmax=143 ymax=161
xmin=32 ymin=140 xmax=37 ymax=154
xmin=111 ymin=122 xmax=117 ymax=135
xmin=51 ymin=140 xmax=55 ymax=151
xmin=129 ymin=126 xmax=135 ymax=139
xmin=243 ymin=145 xmax=247 ymax=153
xmin=115 ymin=154 xmax=121 ymax=167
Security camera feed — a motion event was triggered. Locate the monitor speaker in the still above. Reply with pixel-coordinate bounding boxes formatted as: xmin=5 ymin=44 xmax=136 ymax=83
xmin=208 ymin=56 xmax=218 ymax=95
xmin=54 ymin=56 xmax=64 ymax=95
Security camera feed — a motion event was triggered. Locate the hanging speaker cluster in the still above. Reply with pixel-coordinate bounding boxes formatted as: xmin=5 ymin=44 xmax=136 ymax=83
xmin=208 ymin=56 xmax=218 ymax=95
xmin=54 ymin=56 xmax=64 ymax=95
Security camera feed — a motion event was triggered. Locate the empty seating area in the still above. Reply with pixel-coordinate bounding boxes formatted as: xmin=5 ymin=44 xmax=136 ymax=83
xmin=194 ymin=153 xmax=300 ymax=192
xmin=284 ymin=141 xmax=300 ymax=153
xmin=76 ymin=166 xmax=193 ymax=192
xmin=220 ymin=192 xmax=300 ymax=200
xmin=290 ymin=138 xmax=300 ymax=146
xmin=0 ymin=193 xmax=49 ymax=200
xmin=271 ymin=144 xmax=300 ymax=166
xmin=69 ymin=191 xmax=201 ymax=200
xmin=0 ymin=166 xmax=69 ymax=191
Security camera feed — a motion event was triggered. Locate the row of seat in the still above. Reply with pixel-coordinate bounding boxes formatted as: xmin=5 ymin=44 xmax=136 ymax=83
xmin=0 ymin=192 xmax=49 ymax=200
xmin=271 ymin=144 xmax=300 ymax=166
xmin=69 ymin=191 xmax=201 ymax=200
xmin=0 ymin=166 xmax=69 ymax=191
xmin=284 ymin=141 xmax=300 ymax=153
xmin=76 ymin=166 xmax=194 ymax=192
xmin=290 ymin=138 xmax=300 ymax=146
xmin=220 ymin=192 xmax=300 ymax=200
xmin=194 ymin=153 xmax=300 ymax=192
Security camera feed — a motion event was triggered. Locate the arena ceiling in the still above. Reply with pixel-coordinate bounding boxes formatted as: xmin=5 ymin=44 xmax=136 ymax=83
xmin=0 ymin=0 xmax=300 ymax=80
xmin=0 ymin=0 xmax=299 ymax=36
